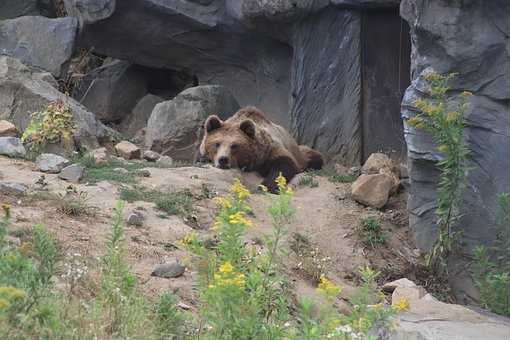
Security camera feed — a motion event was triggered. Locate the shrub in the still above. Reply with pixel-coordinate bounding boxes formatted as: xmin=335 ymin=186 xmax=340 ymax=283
xmin=473 ymin=193 xmax=510 ymax=317
xmin=408 ymin=71 xmax=472 ymax=273
xmin=360 ymin=217 xmax=387 ymax=248
xmin=22 ymin=99 xmax=76 ymax=156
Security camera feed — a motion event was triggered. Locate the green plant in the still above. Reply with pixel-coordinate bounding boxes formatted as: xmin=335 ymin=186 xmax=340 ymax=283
xmin=298 ymin=171 xmax=319 ymax=188
xmin=360 ymin=217 xmax=387 ymax=248
xmin=22 ymin=99 xmax=76 ymax=156
xmin=472 ymin=193 xmax=510 ymax=316
xmin=57 ymin=190 xmax=93 ymax=216
xmin=290 ymin=232 xmax=331 ymax=282
xmin=408 ymin=71 xmax=472 ymax=273
xmin=155 ymin=292 xmax=185 ymax=337
xmin=316 ymin=168 xmax=356 ymax=183
xmin=119 ymin=186 xmax=195 ymax=218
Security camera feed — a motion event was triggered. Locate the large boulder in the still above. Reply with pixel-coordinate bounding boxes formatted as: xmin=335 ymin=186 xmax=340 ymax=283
xmin=0 ymin=56 xmax=111 ymax=151
xmin=72 ymin=60 xmax=148 ymax=122
xmin=145 ymin=85 xmax=239 ymax=161
xmin=0 ymin=137 xmax=26 ymax=158
xmin=290 ymin=9 xmax=362 ymax=164
xmin=0 ymin=0 xmax=56 ymax=19
xmin=351 ymin=173 xmax=394 ymax=209
xmin=64 ymin=0 xmax=292 ymax=126
xmin=118 ymin=94 xmax=165 ymax=137
xmin=400 ymin=0 xmax=510 ymax=301
xmin=0 ymin=16 xmax=77 ymax=77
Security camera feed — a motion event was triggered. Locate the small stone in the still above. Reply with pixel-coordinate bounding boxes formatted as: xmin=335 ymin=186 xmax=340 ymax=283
xmin=115 ymin=141 xmax=141 ymax=160
xmin=177 ymin=302 xmax=191 ymax=310
xmin=58 ymin=164 xmax=85 ymax=182
xmin=113 ymin=167 xmax=129 ymax=175
xmin=0 ymin=181 xmax=28 ymax=196
xmin=137 ymin=169 xmax=151 ymax=177
xmin=127 ymin=211 xmax=145 ymax=227
xmin=151 ymin=261 xmax=185 ymax=279
xmin=156 ymin=155 xmax=173 ymax=167
xmin=351 ymin=174 xmax=394 ymax=209
xmin=0 ymin=120 xmax=19 ymax=137
xmin=0 ymin=137 xmax=26 ymax=158
xmin=35 ymin=153 xmax=70 ymax=173
xmin=89 ymin=147 xmax=108 ymax=165
xmin=5 ymin=235 xmax=21 ymax=246
xmin=143 ymin=150 xmax=160 ymax=162
xmin=361 ymin=153 xmax=394 ymax=175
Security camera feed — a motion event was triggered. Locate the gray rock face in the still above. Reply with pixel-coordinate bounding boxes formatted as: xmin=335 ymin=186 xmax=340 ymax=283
xmin=290 ymin=9 xmax=362 ymax=164
xmin=127 ymin=211 xmax=144 ymax=227
xmin=0 ymin=0 xmax=39 ymax=19
xmin=400 ymin=0 xmax=510 ymax=301
xmin=65 ymin=0 xmax=292 ymax=126
xmin=36 ymin=153 xmax=71 ymax=173
xmin=119 ymin=94 xmax=165 ymax=137
xmin=73 ymin=60 xmax=148 ymax=122
xmin=63 ymin=0 xmax=116 ymax=24
xmin=0 ymin=137 xmax=26 ymax=158
xmin=146 ymin=85 xmax=239 ymax=161
xmin=58 ymin=164 xmax=85 ymax=182
xmin=0 ymin=182 xmax=28 ymax=196
xmin=0 ymin=16 xmax=77 ymax=77
xmin=0 ymin=56 xmax=111 ymax=151
xmin=151 ymin=261 xmax=185 ymax=279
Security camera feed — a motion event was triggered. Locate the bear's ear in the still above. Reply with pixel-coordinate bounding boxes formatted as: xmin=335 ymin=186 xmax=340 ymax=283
xmin=204 ymin=115 xmax=223 ymax=133
xmin=240 ymin=119 xmax=256 ymax=138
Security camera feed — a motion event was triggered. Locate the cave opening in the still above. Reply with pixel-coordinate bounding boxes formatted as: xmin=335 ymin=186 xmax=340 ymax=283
xmin=360 ymin=9 xmax=411 ymax=164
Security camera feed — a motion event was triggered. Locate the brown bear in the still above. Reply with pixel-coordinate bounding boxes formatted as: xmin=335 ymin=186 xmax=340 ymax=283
xmin=198 ymin=106 xmax=324 ymax=193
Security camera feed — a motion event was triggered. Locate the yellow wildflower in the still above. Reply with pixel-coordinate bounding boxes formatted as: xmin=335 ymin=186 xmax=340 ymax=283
xmin=180 ymin=232 xmax=198 ymax=246
xmin=438 ymin=144 xmax=448 ymax=153
xmin=316 ymin=275 xmax=341 ymax=298
xmin=213 ymin=196 xmax=232 ymax=209
xmin=0 ymin=299 xmax=10 ymax=309
xmin=1 ymin=204 xmax=11 ymax=218
xmin=219 ymin=261 xmax=234 ymax=274
xmin=446 ymin=111 xmax=460 ymax=123
xmin=19 ymin=242 xmax=32 ymax=255
xmin=231 ymin=179 xmax=250 ymax=200
xmin=407 ymin=116 xmax=424 ymax=128
xmin=424 ymin=72 xmax=442 ymax=82
xmin=211 ymin=220 xmax=222 ymax=232
xmin=286 ymin=186 xmax=294 ymax=195
xmin=275 ymin=173 xmax=287 ymax=190
xmin=258 ymin=184 xmax=268 ymax=192
xmin=394 ymin=297 xmax=410 ymax=312
xmin=0 ymin=286 xmax=25 ymax=299
xmin=228 ymin=212 xmax=253 ymax=227
xmin=461 ymin=91 xmax=473 ymax=97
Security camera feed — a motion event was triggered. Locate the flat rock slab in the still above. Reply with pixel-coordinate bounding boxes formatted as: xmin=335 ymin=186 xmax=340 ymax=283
xmin=151 ymin=262 xmax=185 ymax=279
xmin=36 ymin=153 xmax=70 ymax=173
xmin=58 ymin=164 xmax=85 ymax=182
xmin=0 ymin=181 xmax=28 ymax=196
xmin=0 ymin=137 xmax=26 ymax=158
xmin=0 ymin=120 xmax=19 ymax=137
xmin=115 ymin=141 xmax=140 ymax=160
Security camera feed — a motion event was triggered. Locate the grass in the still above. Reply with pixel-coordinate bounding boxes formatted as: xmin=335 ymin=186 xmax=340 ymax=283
xmin=298 ymin=171 xmax=319 ymax=188
xmin=27 ymin=189 xmax=94 ymax=217
xmin=313 ymin=168 xmax=357 ymax=183
xmin=119 ymin=186 xmax=195 ymax=217
xmin=360 ymin=217 xmax=387 ymax=248
xmin=290 ymin=232 xmax=331 ymax=282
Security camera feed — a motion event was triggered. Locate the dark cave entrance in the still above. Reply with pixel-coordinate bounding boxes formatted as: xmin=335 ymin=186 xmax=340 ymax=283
xmin=360 ymin=10 xmax=411 ymax=163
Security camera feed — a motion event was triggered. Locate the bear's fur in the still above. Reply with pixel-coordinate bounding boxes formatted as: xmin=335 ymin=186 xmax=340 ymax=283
xmin=199 ymin=106 xmax=324 ymax=193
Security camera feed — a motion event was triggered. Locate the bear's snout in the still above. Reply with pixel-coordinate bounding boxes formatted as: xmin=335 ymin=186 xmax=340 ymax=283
xmin=217 ymin=156 xmax=230 ymax=169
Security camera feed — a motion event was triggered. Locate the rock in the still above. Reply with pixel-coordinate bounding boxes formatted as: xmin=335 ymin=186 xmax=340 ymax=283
xmin=143 ymin=150 xmax=160 ymax=162
xmin=88 ymin=147 xmax=108 ymax=165
xmin=396 ymin=163 xmax=408 ymax=179
xmin=151 ymin=261 xmax=185 ymax=279
xmin=387 ymin=278 xmax=510 ymax=340
xmin=58 ymin=164 xmax=85 ymax=182
xmin=0 ymin=0 xmax=56 ymax=20
xmin=63 ymin=0 xmax=116 ymax=24
xmin=145 ymin=85 xmax=239 ymax=161
xmin=137 ymin=169 xmax=151 ymax=178
xmin=120 ymin=94 xmax=165 ymax=137
xmin=113 ymin=168 xmax=128 ymax=175
xmin=115 ymin=141 xmax=141 ymax=160
xmin=361 ymin=153 xmax=394 ymax=175
xmin=401 ymin=0 xmax=510 ymax=300
xmin=36 ymin=153 xmax=70 ymax=173
xmin=379 ymin=166 xmax=401 ymax=194
xmin=0 ymin=120 xmax=19 ymax=137
xmin=0 ymin=56 xmax=111 ymax=151
xmin=0 ymin=137 xmax=26 ymax=158
xmin=351 ymin=174 xmax=394 ymax=209
xmin=127 ymin=211 xmax=145 ymax=227
xmin=65 ymin=0 xmax=291 ymax=126
xmin=0 ymin=16 xmax=77 ymax=77
xmin=382 ymin=278 xmax=419 ymax=292
xmin=72 ymin=60 xmax=149 ymax=123
xmin=0 ymin=182 xmax=28 ymax=196
xmin=290 ymin=9 xmax=362 ymax=164
xmin=156 ymin=155 xmax=174 ymax=167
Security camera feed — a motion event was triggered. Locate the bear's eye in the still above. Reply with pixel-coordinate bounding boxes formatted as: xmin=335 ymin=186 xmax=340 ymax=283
xmin=231 ymin=143 xmax=239 ymax=150
xmin=214 ymin=142 xmax=221 ymax=148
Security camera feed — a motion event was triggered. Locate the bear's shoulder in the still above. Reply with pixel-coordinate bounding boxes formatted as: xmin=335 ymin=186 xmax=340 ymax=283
xmin=230 ymin=106 xmax=270 ymax=125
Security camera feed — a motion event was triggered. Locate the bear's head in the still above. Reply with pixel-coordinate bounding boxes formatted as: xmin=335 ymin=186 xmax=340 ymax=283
xmin=199 ymin=115 xmax=260 ymax=170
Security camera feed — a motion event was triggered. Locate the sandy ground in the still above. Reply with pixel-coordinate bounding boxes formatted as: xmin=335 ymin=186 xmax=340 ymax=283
xmin=0 ymin=155 xmax=420 ymax=309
